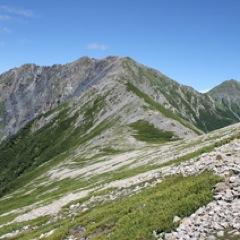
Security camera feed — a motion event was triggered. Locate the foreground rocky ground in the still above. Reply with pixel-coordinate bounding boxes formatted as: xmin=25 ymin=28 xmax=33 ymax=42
xmin=66 ymin=140 xmax=240 ymax=240
xmin=158 ymin=141 xmax=240 ymax=240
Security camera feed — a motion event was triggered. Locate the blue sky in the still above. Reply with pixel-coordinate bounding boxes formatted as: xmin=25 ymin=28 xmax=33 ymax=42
xmin=0 ymin=0 xmax=240 ymax=92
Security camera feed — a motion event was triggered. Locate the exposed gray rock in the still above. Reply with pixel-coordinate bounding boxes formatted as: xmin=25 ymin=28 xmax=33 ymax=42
xmin=0 ymin=57 xmax=124 ymax=139
xmin=1 ymin=56 xmax=240 ymax=143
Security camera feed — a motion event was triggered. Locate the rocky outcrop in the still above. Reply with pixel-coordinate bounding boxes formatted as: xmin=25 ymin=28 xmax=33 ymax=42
xmin=0 ymin=56 xmax=124 ymax=138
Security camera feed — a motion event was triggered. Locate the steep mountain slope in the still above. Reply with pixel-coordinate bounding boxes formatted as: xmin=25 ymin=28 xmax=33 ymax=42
xmin=1 ymin=56 xmax=240 ymax=239
xmin=208 ymin=79 xmax=240 ymax=121
xmin=0 ymin=57 xmax=125 ymax=139
xmin=0 ymin=56 xmax=202 ymax=143
xmin=123 ymin=60 xmax=240 ymax=132
xmin=209 ymin=79 xmax=240 ymax=101
xmin=0 ymin=119 xmax=240 ymax=239
xmin=1 ymin=56 xmax=240 ymax=143
xmin=0 ymin=57 xmax=201 ymax=197
xmin=1 ymin=56 xmax=240 ymax=198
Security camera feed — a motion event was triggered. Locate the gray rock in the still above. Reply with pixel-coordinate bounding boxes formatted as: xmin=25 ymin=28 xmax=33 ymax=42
xmin=214 ymin=182 xmax=228 ymax=192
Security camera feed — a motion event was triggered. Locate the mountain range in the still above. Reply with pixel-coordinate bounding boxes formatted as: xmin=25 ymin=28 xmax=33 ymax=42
xmin=1 ymin=56 xmax=240 ymax=141
xmin=0 ymin=56 xmax=240 ymax=240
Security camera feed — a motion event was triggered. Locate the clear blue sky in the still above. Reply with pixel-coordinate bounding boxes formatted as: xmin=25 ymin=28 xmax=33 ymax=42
xmin=0 ymin=0 xmax=240 ymax=92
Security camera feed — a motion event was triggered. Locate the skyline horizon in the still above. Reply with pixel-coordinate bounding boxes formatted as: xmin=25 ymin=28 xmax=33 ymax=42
xmin=0 ymin=54 xmax=238 ymax=93
xmin=1 ymin=1 xmax=240 ymax=92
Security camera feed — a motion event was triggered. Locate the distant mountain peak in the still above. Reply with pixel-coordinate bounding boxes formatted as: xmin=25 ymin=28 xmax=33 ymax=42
xmin=209 ymin=79 xmax=240 ymax=95
xmin=220 ymin=79 xmax=240 ymax=86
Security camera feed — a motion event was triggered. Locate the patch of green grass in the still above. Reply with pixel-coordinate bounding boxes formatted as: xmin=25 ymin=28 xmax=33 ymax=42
xmin=101 ymin=147 xmax=123 ymax=155
xmin=0 ymin=212 xmax=17 ymax=226
xmin=0 ymin=173 xmax=93 ymax=216
xmin=126 ymin=82 xmax=202 ymax=135
xmin=2 ymin=131 xmax=237 ymax=218
xmin=0 ymin=216 xmax=50 ymax=238
xmin=45 ymin=171 xmax=221 ymax=240
xmin=0 ymin=103 xmax=79 ymax=196
xmin=129 ymin=120 xmax=176 ymax=143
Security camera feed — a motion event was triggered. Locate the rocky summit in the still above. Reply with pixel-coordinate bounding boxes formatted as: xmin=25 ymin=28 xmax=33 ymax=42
xmin=1 ymin=56 xmax=240 ymax=140
xmin=0 ymin=56 xmax=240 ymax=240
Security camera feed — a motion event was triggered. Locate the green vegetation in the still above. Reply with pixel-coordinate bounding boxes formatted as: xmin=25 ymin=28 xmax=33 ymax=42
xmin=32 ymin=171 xmax=220 ymax=240
xmin=0 ymin=216 xmax=50 ymax=238
xmin=129 ymin=120 xmax=175 ymax=143
xmin=101 ymin=147 xmax=123 ymax=155
xmin=0 ymin=95 xmax=110 ymax=197
xmin=0 ymin=101 xmax=5 ymax=139
xmin=123 ymin=59 xmax=240 ymax=133
xmin=196 ymin=108 xmax=236 ymax=132
xmin=126 ymin=82 xmax=201 ymax=135
xmin=0 ymin=105 xmax=78 ymax=196
xmin=5 ymin=172 xmax=220 ymax=240
xmin=85 ymin=173 xmax=219 ymax=239
xmin=1 ymin=131 xmax=237 ymax=219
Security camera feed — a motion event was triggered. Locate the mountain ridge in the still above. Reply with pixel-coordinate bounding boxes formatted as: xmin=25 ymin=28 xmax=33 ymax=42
xmin=1 ymin=56 xmax=240 ymax=239
xmin=1 ymin=56 xmax=240 ymax=196
xmin=1 ymin=56 xmax=240 ymax=141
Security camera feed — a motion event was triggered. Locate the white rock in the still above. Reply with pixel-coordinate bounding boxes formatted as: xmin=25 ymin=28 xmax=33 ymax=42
xmin=173 ymin=216 xmax=181 ymax=224
xmin=216 ymin=231 xmax=224 ymax=237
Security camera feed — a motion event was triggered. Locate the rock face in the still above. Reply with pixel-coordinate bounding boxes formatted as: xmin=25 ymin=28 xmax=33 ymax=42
xmin=0 ymin=57 xmax=124 ymax=138
xmin=1 ymin=56 xmax=240 ymax=141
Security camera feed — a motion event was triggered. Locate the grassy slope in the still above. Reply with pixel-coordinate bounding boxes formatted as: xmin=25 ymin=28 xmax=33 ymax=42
xmin=142 ymin=69 xmax=236 ymax=132
xmin=123 ymin=59 xmax=240 ymax=133
xmin=10 ymin=172 xmax=220 ymax=240
xmin=126 ymin=82 xmax=202 ymax=135
xmin=0 ymin=95 xmax=109 ymax=197
xmin=0 ymin=130 xmax=236 ymax=221
xmin=0 ymin=121 xmax=239 ymax=239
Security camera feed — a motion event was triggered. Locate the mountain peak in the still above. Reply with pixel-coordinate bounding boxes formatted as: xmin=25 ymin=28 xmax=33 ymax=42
xmin=220 ymin=79 xmax=240 ymax=87
xmin=208 ymin=79 xmax=240 ymax=108
xmin=1 ymin=56 xmax=240 ymax=141
xmin=209 ymin=79 xmax=240 ymax=94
